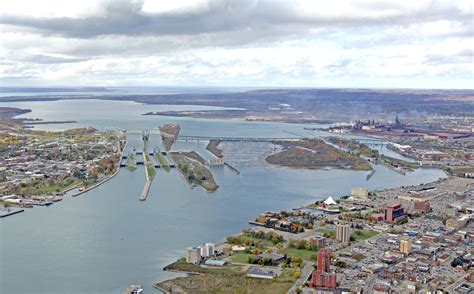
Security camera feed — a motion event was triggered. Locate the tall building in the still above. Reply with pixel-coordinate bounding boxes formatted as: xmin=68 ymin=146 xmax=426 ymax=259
xmin=310 ymin=249 xmax=337 ymax=289
xmin=199 ymin=243 xmax=215 ymax=258
xmin=336 ymin=224 xmax=351 ymax=243
xmin=384 ymin=203 xmax=407 ymax=223
xmin=186 ymin=247 xmax=201 ymax=264
xmin=400 ymin=240 xmax=411 ymax=254
xmin=317 ymin=248 xmax=331 ymax=273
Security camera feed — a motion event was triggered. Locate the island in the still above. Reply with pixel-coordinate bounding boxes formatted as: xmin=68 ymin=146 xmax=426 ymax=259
xmin=170 ymin=152 xmax=219 ymax=192
xmin=265 ymin=138 xmax=372 ymax=171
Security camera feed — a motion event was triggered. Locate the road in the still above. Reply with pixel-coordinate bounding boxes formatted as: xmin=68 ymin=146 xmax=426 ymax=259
xmin=363 ymin=274 xmax=376 ymax=293
xmin=445 ymin=273 xmax=469 ymax=292
xmin=287 ymin=261 xmax=313 ymax=294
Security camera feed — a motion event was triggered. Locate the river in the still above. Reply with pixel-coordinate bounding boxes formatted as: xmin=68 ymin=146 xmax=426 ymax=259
xmin=0 ymin=99 xmax=446 ymax=293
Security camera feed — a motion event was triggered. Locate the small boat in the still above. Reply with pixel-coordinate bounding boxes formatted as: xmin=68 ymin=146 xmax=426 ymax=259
xmin=78 ymin=186 xmax=85 ymax=192
xmin=124 ymin=284 xmax=143 ymax=294
xmin=44 ymin=201 xmax=54 ymax=207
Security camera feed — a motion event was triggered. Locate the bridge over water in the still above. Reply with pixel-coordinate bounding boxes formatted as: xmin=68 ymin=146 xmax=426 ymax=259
xmin=124 ymin=130 xmax=388 ymax=145
xmin=176 ymin=135 xmax=303 ymax=142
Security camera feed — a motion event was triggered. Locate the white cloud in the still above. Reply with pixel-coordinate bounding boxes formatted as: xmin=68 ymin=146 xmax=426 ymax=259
xmin=0 ymin=0 xmax=472 ymax=88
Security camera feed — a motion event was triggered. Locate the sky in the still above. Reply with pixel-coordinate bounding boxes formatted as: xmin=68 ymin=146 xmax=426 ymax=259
xmin=0 ymin=0 xmax=473 ymax=89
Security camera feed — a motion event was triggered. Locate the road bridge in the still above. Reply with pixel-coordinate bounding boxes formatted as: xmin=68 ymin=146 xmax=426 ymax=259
xmin=354 ymin=138 xmax=389 ymax=146
xmin=176 ymin=135 xmax=304 ymax=142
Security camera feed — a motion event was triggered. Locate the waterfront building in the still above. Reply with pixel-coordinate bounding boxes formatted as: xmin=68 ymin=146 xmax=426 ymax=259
xmin=186 ymin=247 xmax=201 ymax=264
xmin=204 ymin=259 xmax=226 ymax=267
xmin=336 ymin=224 xmax=351 ymax=244
xmin=199 ymin=243 xmax=215 ymax=258
xmin=351 ymin=187 xmax=368 ymax=199
xmin=400 ymin=240 xmax=411 ymax=254
xmin=309 ymin=248 xmax=337 ymax=289
xmin=384 ymin=203 xmax=407 ymax=223
xmin=208 ymin=158 xmax=224 ymax=166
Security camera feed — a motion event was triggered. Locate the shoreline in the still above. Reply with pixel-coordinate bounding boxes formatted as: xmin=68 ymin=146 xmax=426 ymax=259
xmin=72 ymin=140 xmax=127 ymax=197
xmin=153 ymin=172 xmax=456 ymax=291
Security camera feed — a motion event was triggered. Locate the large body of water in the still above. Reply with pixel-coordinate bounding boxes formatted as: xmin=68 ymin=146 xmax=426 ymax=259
xmin=0 ymin=99 xmax=446 ymax=293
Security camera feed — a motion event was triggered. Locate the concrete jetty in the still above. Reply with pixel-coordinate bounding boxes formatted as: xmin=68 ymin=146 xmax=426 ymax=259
xmin=224 ymin=162 xmax=240 ymax=174
xmin=140 ymin=180 xmax=152 ymax=201
xmin=0 ymin=207 xmax=25 ymax=218
xmin=140 ymin=131 xmax=155 ymax=200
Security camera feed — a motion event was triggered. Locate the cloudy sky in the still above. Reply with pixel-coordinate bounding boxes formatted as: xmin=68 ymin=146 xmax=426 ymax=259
xmin=0 ymin=0 xmax=473 ymax=88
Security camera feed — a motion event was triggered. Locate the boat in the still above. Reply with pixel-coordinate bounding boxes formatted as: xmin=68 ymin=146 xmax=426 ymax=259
xmin=44 ymin=201 xmax=54 ymax=206
xmin=78 ymin=186 xmax=85 ymax=192
xmin=123 ymin=284 xmax=143 ymax=294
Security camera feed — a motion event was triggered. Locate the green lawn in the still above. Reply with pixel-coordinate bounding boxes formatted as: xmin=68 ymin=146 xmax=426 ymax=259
xmin=230 ymin=253 xmax=256 ymax=264
xmin=146 ymin=165 xmax=155 ymax=178
xmin=229 ymin=234 xmax=280 ymax=248
xmin=155 ymin=153 xmax=170 ymax=172
xmin=281 ymin=247 xmax=317 ymax=261
xmin=316 ymin=228 xmax=335 ymax=238
xmin=247 ymin=236 xmax=279 ymax=247
xmin=351 ymin=229 xmax=379 ymax=241
xmin=25 ymin=178 xmax=80 ymax=195
xmin=144 ymin=153 xmax=151 ymax=163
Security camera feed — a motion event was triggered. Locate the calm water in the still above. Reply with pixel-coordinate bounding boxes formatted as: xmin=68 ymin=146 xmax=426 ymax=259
xmin=0 ymin=99 xmax=446 ymax=293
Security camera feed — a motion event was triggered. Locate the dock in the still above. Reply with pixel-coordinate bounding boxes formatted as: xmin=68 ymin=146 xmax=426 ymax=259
xmin=224 ymin=162 xmax=240 ymax=174
xmin=0 ymin=207 xmax=25 ymax=218
xmin=366 ymin=169 xmax=375 ymax=180
xmin=140 ymin=131 xmax=155 ymax=201
xmin=140 ymin=180 xmax=152 ymax=201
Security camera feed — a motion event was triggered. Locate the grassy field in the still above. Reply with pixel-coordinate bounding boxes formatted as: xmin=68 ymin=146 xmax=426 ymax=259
xmin=281 ymin=247 xmax=317 ymax=261
xmin=228 ymin=234 xmax=281 ymax=248
xmin=231 ymin=253 xmax=256 ymax=264
xmin=22 ymin=178 xmax=81 ymax=195
xmin=157 ymin=260 xmax=296 ymax=294
xmin=155 ymin=152 xmax=170 ymax=172
xmin=315 ymin=228 xmax=335 ymax=238
xmin=146 ymin=165 xmax=155 ymax=179
xmin=351 ymin=229 xmax=379 ymax=241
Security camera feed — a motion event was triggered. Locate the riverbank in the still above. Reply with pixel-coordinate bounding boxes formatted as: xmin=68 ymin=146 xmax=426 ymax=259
xmin=154 ymin=171 xmax=463 ymax=292
xmin=73 ymin=140 xmax=127 ymax=197
xmin=155 ymin=258 xmax=296 ymax=294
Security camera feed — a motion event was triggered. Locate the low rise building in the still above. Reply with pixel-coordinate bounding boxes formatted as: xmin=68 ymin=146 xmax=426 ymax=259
xmin=351 ymin=187 xmax=368 ymax=199
xmin=247 ymin=267 xmax=277 ymax=279
xmin=414 ymin=201 xmax=431 ymax=213
xmin=186 ymin=247 xmax=201 ymax=264
xmin=384 ymin=203 xmax=407 ymax=223
xmin=400 ymin=240 xmax=411 ymax=254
